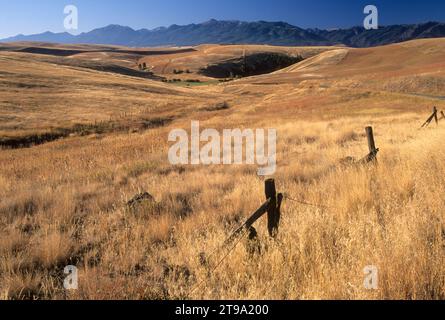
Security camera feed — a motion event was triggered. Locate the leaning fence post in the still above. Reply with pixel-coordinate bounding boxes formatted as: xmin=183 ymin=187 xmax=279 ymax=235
xmin=265 ymin=179 xmax=279 ymax=238
xmin=421 ymin=107 xmax=439 ymax=128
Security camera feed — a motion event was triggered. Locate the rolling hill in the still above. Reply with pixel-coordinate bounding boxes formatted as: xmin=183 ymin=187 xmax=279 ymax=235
xmin=136 ymin=44 xmax=336 ymax=80
xmin=1 ymin=38 xmax=445 ymax=300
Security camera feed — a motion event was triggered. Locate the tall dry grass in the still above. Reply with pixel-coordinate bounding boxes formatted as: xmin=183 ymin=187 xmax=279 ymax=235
xmin=1 ymin=112 xmax=444 ymax=300
xmin=2 ymin=38 xmax=445 ymax=300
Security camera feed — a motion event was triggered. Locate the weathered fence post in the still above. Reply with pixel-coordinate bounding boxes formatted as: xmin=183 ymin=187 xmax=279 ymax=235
xmin=277 ymin=192 xmax=283 ymax=227
xmin=433 ymin=107 xmax=439 ymax=125
xmin=421 ymin=107 xmax=439 ymax=128
xmin=265 ymin=179 xmax=281 ymax=238
xmin=366 ymin=126 xmax=377 ymax=154
xmin=360 ymin=126 xmax=379 ymax=164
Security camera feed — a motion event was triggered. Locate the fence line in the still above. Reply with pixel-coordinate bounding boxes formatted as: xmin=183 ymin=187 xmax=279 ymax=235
xmin=198 ymin=125 xmax=380 ymax=270
xmin=421 ymin=106 xmax=444 ymax=128
xmin=190 ymin=107 xmax=440 ymax=294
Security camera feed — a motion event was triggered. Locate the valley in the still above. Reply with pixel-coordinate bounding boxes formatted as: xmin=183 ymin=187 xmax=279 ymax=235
xmin=1 ymin=38 xmax=445 ymax=300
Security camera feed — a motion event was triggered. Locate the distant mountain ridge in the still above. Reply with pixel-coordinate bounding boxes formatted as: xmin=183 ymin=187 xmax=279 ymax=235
xmin=2 ymin=20 xmax=445 ymax=48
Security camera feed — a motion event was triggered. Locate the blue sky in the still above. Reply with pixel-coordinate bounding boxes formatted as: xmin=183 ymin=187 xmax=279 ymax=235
xmin=1 ymin=0 xmax=445 ymax=38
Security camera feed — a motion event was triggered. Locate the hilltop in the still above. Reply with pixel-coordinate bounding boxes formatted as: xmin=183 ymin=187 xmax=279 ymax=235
xmin=1 ymin=38 xmax=445 ymax=143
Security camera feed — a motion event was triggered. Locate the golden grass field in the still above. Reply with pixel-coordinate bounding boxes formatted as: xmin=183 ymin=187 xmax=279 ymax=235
xmin=1 ymin=39 xmax=445 ymax=300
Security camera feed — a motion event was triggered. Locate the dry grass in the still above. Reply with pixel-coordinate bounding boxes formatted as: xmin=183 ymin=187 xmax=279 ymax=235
xmin=1 ymin=113 xmax=445 ymax=300
xmin=1 ymin=39 xmax=445 ymax=300
xmin=137 ymin=44 xmax=334 ymax=80
xmin=0 ymin=50 xmax=222 ymax=139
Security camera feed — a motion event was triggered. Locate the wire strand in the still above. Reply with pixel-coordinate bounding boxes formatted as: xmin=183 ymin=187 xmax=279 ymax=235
xmin=283 ymin=193 xmax=335 ymax=209
xmin=190 ymin=193 xmax=332 ymax=296
xmin=189 ymin=228 xmax=249 ymax=296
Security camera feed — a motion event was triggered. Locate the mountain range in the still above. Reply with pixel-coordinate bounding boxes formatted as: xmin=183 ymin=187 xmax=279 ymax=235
xmin=2 ymin=20 xmax=445 ymax=48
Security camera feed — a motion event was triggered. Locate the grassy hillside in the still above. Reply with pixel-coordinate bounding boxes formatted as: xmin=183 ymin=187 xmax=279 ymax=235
xmin=0 ymin=39 xmax=445 ymax=299
xmin=137 ymin=44 xmax=335 ymax=80
xmin=0 ymin=49 xmax=223 ymax=142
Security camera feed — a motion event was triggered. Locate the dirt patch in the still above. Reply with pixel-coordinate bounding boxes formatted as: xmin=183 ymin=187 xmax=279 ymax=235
xmin=14 ymin=47 xmax=196 ymax=58
xmin=0 ymin=116 xmax=174 ymax=149
xmin=201 ymin=101 xmax=230 ymax=112
xmin=199 ymin=52 xmax=303 ymax=78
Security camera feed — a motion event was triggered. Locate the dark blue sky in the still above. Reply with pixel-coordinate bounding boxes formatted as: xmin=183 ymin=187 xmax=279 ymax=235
xmin=1 ymin=0 xmax=444 ymax=38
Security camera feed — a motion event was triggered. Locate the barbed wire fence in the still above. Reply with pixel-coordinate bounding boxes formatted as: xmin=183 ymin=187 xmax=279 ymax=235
xmin=189 ymin=108 xmax=444 ymax=295
xmin=189 ymin=125 xmax=379 ymax=295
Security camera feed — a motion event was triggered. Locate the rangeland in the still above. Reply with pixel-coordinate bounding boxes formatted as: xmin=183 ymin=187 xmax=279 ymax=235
xmin=0 ymin=39 xmax=445 ymax=299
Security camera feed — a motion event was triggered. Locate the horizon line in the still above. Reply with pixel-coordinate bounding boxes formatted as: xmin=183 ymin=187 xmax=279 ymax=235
xmin=2 ymin=18 xmax=444 ymax=40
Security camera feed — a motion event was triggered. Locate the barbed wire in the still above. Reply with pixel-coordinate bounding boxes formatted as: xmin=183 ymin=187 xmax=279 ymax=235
xmin=190 ymin=192 xmax=334 ymax=296
xmin=283 ymin=193 xmax=335 ymax=210
xmin=190 ymin=227 xmax=249 ymax=296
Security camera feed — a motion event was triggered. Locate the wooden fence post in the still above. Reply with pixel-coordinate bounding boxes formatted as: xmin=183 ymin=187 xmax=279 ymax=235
xmin=360 ymin=126 xmax=379 ymax=164
xmin=366 ymin=127 xmax=377 ymax=154
xmin=421 ymin=107 xmax=439 ymax=128
xmin=277 ymin=193 xmax=283 ymax=228
xmin=265 ymin=179 xmax=281 ymax=238
xmin=222 ymin=199 xmax=271 ymax=248
xmin=434 ymin=107 xmax=439 ymax=125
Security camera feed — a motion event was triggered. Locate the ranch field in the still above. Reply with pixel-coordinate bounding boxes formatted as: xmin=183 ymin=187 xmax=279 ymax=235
xmin=1 ymin=39 xmax=445 ymax=299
